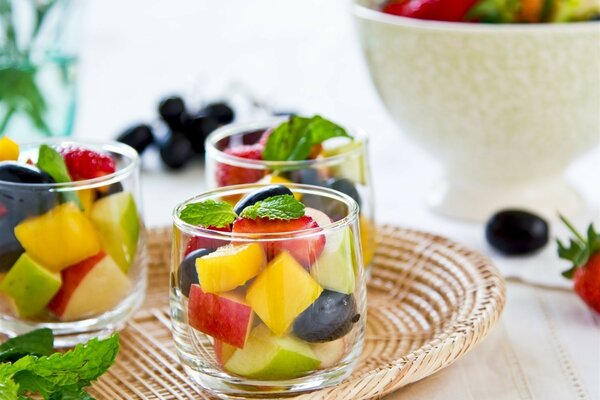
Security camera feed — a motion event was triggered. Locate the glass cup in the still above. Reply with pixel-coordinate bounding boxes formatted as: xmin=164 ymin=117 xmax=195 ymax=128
xmin=171 ymin=184 xmax=366 ymax=398
xmin=0 ymin=140 xmax=146 ymax=347
xmin=205 ymin=119 xmax=377 ymax=273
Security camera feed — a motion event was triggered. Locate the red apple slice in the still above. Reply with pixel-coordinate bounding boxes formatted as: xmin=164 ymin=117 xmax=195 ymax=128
xmin=188 ymin=285 xmax=254 ymax=348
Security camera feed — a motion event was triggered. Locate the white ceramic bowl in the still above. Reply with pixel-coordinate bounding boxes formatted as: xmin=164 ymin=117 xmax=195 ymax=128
xmin=354 ymin=0 xmax=600 ymax=221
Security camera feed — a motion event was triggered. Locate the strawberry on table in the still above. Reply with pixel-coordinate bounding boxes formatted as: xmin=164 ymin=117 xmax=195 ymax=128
xmin=216 ymin=144 xmax=264 ymax=187
xmin=557 ymin=215 xmax=600 ymax=313
xmin=61 ymin=147 xmax=116 ymax=181
xmin=383 ymin=0 xmax=480 ymax=21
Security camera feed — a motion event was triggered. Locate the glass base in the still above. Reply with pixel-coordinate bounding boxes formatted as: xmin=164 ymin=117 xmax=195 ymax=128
xmin=0 ymin=273 xmax=146 ymax=348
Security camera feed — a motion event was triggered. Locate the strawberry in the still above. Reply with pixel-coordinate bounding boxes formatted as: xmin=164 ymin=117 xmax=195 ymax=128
xmin=216 ymin=144 xmax=264 ymax=187
xmin=61 ymin=147 xmax=116 ymax=181
xmin=184 ymin=226 xmax=231 ymax=256
xmin=383 ymin=0 xmax=479 ymax=22
xmin=0 ymin=203 xmax=7 ymax=219
xmin=557 ymin=216 xmax=600 ymax=313
xmin=232 ymin=215 xmax=325 ymax=267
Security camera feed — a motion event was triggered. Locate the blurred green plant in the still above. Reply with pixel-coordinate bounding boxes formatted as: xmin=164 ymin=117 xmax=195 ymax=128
xmin=0 ymin=0 xmax=59 ymax=137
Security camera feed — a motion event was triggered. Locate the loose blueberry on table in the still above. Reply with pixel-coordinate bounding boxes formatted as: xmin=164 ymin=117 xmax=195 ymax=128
xmin=177 ymin=185 xmax=361 ymax=380
xmin=0 ymin=137 xmax=140 ymax=321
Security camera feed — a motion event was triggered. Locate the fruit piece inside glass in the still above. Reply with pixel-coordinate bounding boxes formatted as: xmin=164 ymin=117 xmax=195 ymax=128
xmin=0 ymin=140 xmax=145 ymax=346
xmin=170 ymin=184 xmax=366 ymax=397
xmin=204 ymin=119 xmax=377 ymax=270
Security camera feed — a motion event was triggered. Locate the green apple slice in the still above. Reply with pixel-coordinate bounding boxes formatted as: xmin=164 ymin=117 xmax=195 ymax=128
xmin=310 ymin=227 xmax=356 ymax=294
xmin=0 ymin=253 xmax=61 ymax=318
xmin=90 ymin=192 xmax=140 ymax=273
xmin=311 ymin=338 xmax=346 ymax=368
xmin=322 ymin=139 xmax=367 ymax=185
xmin=224 ymin=325 xmax=320 ymax=380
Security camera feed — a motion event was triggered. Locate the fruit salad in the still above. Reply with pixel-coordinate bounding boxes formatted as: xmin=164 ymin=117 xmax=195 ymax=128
xmin=0 ymin=138 xmax=142 ymax=324
xmin=205 ymin=115 xmax=377 ymax=269
xmin=171 ymin=184 xmax=365 ymax=388
xmin=381 ymin=0 xmax=600 ymax=22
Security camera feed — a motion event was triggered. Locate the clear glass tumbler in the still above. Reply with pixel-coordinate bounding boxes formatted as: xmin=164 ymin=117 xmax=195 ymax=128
xmin=205 ymin=119 xmax=377 ymax=271
xmin=171 ymin=184 xmax=366 ymax=398
xmin=0 ymin=140 xmax=146 ymax=346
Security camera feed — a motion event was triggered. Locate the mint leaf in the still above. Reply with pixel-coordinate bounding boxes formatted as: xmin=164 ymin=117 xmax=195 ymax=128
xmin=262 ymin=115 xmax=351 ymax=162
xmin=0 ymin=375 xmax=18 ymax=400
xmin=180 ymin=200 xmax=236 ymax=228
xmin=36 ymin=145 xmax=82 ymax=209
xmin=0 ymin=329 xmax=53 ymax=363
xmin=240 ymin=195 xmax=305 ymax=220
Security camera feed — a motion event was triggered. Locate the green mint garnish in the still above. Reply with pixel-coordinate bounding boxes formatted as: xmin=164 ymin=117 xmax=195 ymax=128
xmin=180 ymin=200 xmax=237 ymax=228
xmin=0 ymin=328 xmax=53 ymax=363
xmin=262 ymin=115 xmax=351 ymax=162
xmin=0 ymin=330 xmax=120 ymax=400
xmin=239 ymin=195 xmax=305 ymax=220
xmin=36 ymin=145 xmax=82 ymax=209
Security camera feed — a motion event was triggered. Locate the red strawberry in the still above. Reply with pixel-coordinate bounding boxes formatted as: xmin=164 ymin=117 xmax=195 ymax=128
xmin=216 ymin=144 xmax=264 ymax=187
xmin=184 ymin=226 xmax=231 ymax=256
xmin=383 ymin=0 xmax=479 ymax=22
xmin=0 ymin=203 xmax=7 ymax=219
xmin=557 ymin=216 xmax=600 ymax=313
xmin=232 ymin=216 xmax=325 ymax=267
xmin=61 ymin=147 xmax=116 ymax=181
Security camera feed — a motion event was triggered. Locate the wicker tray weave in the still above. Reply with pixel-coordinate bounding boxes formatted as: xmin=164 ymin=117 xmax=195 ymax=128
xmin=88 ymin=225 xmax=506 ymax=399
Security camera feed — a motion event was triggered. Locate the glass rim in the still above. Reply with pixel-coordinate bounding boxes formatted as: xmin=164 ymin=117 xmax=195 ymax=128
xmin=205 ymin=118 xmax=368 ymax=170
xmin=0 ymin=139 xmax=139 ymax=191
xmin=172 ymin=183 xmax=360 ymax=242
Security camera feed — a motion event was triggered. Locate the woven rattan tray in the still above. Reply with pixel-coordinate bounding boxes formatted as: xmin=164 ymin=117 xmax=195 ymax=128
xmin=88 ymin=225 xmax=506 ymax=399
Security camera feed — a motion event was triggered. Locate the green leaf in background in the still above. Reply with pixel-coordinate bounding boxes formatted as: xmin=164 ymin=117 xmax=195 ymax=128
xmin=179 ymin=200 xmax=237 ymax=228
xmin=36 ymin=145 xmax=82 ymax=209
xmin=262 ymin=115 xmax=351 ymax=162
xmin=0 ymin=329 xmax=53 ymax=363
xmin=466 ymin=0 xmax=521 ymax=22
xmin=239 ymin=194 xmax=305 ymax=220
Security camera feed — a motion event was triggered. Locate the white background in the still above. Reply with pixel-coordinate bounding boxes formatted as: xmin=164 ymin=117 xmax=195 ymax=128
xmin=74 ymin=1 xmax=600 ymax=398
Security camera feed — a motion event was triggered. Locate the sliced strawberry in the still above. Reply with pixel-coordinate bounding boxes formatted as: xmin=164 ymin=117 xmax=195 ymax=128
xmin=216 ymin=144 xmax=264 ymax=187
xmin=383 ymin=0 xmax=479 ymax=22
xmin=573 ymin=254 xmax=600 ymax=313
xmin=61 ymin=147 xmax=116 ymax=181
xmin=232 ymin=216 xmax=325 ymax=267
xmin=184 ymin=226 xmax=231 ymax=256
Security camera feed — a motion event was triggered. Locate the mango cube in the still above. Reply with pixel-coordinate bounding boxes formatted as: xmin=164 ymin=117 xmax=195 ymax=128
xmin=246 ymin=251 xmax=323 ymax=336
xmin=14 ymin=203 xmax=101 ymax=271
xmin=196 ymin=243 xmax=265 ymax=293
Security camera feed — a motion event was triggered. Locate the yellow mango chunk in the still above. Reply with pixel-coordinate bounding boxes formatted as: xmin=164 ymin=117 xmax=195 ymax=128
xmin=14 ymin=203 xmax=101 ymax=271
xmin=196 ymin=243 xmax=265 ymax=293
xmin=0 ymin=137 xmax=19 ymax=161
xmin=246 ymin=251 xmax=323 ymax=336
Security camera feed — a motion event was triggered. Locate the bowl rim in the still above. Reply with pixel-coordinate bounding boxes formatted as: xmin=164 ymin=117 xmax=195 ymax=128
xmin=352 ymin=1 xmax=600 ymax=33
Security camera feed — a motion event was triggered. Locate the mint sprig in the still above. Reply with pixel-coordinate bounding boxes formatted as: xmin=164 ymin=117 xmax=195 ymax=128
xmin=0 ymin=328 xmax=53 ymax=363
xmin=36 ymin=145 xmax=82 ymax=209
xmin=0 ymin=329 xmax=120 ymax=400
xmin=179 ymin=195 xmax=305 ymax=226
xmin=262 ymin=115 xmax=351 ymax=162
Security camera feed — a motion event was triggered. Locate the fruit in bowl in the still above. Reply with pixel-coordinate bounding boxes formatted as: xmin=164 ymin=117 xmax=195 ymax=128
xmin=205 ymin=116 xmax=377 ymax=267
xmin=171 ymin=184 xmax=365 ymax=390
xmin=354 ymin=0 xmax=600 ymax=221
xmin=0 ymin=138 xmax=142 ymax=328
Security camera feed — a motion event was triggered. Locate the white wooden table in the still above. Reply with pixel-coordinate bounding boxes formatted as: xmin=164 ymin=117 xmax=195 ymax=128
xmin=76 ymin=1 xmax=600 ymax=398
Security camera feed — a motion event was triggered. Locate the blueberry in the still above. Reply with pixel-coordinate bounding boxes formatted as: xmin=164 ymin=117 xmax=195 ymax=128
xmin=159 ymin=96 xmax=189 ymax=131
xmin=293 ymin=290 xmax=358 ymax=342
xmin=182 ymin=111 xmax=220 ymax=154
xmin=0 ymin=212 xmax=24 ymax=272
xmin=178 ymin=248 xmax=213 ymax=296
xmin=288 ymin=169 xmax=324 ymax=186
xmin=485 ymin=209 xmax=549 ymax=255
xmin=117 ymin=124 xmax=155 ymax=155
xmin=325 ymin=178 xmax=361 ymax=208
xmin=202 ymin=102 xmax=234 ymax=125
xmin=159 ymin=132 xmax=194 ymax=170
xmin=233 ymin=185 xmax=293 ymax=215
xmin=0 ymin=161 xmax=55 ymax=184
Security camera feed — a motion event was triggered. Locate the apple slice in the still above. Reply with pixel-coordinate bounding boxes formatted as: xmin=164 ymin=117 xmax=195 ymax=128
xmin=310 ymin=227 xmax=356 ymax=294
xmin=188 ymin=285 xmax=254 ymax=348
xmin=196 ymin=243 xmax=265 ymax=293
xmin=14 ymin=202 xmax=101 ymax=272
xmin=90 ymin=192 xmax=140 ymax=273
xmin=246 ymin=251 xmax=323 ymax=336
xmin=304 ymin=207 xmax=332 ymax=228
xmin=311 ymin=338 xmax=346 ymax=368
xmin=214 ymin=340 xmax=238 ymax=366
xmin=224 ymin=325 xmax=320 ymax=380
xmin=321 ymin=139 xmax=367 ymax=185
xmin=48 ymin=252 xmax=131 ymax=321
xmin=0 ymin=253 xmax=61 ymax=318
